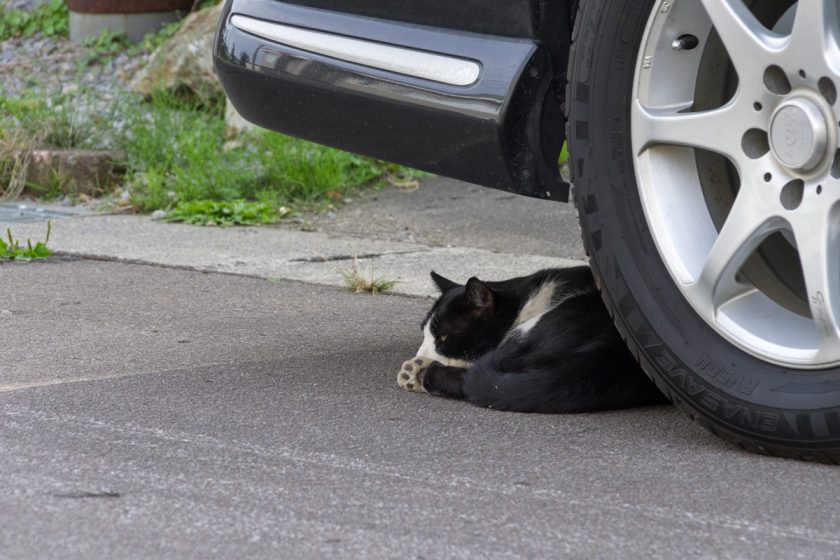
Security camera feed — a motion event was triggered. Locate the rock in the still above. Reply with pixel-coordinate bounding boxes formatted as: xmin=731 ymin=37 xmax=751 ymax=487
xmin=130 ymin=4 xmax=225 ymax=104
xmin=151 ymin=209 xmax=166 ymax=220
xmin=19 ymin=149 xmax=125 ymax=196
xmin=222 ymin=139 xmax=243 ymax=153
xmin=0 ymin=310 xmax=12 ymax=319
xmin=225 ymin=98 xmax=256 ymax=137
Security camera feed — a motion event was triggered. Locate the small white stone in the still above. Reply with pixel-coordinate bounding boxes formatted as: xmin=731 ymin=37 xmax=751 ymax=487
xmin=0 ymin=310 xmax=12 ymax=319
xmin=151 ymin=210 xmax=166 ymax=220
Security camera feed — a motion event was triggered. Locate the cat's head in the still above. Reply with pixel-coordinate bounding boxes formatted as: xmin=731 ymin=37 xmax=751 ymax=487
xmin=415 ymin=271 xmax=509 ymax=367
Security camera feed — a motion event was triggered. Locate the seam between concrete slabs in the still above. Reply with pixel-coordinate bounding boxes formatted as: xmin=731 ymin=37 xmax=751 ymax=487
xmin=53 ymin=253 xmax=433 ymax=300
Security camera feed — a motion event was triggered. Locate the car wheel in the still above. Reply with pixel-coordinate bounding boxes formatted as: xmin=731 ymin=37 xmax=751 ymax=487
xmin=568 ymin=0 xmax=840 ymax=461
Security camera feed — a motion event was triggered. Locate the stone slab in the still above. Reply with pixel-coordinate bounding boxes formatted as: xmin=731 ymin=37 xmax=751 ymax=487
xmin=0 ymin=214 xmax=579 ymax=297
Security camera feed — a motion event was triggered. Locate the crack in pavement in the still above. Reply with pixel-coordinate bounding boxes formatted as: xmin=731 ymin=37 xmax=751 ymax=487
xmin=288 ymin=251 xmax=424 ymax=263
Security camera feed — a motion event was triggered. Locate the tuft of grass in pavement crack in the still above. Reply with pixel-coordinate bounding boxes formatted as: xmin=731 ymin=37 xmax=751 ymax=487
xmin=338 ymin=256 xmax=399 ymax=294
xmin=0 ymin=221 xmax=53 ymax=261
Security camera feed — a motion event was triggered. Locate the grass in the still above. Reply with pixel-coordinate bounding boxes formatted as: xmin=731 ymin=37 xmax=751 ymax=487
xmin=0 ymin=221 xmax=53 ymax=261
xmin=0 ymin=92 xmax=115 ymax=151
xmin=339 ymin=257 xmax=399 ymax=294
xmin=0 ymin=88 xmax=415 ymax=220
xmin=0 ymin=0 xmax=68 ymax=41
xmin=164 ymin=199 xmax=287 ymax=227
xmin=0 ymin=0 xmax=416 ymax=220
xmin=0 ymin=0 xmax=219 ymax=43
xmin=0 ymin=89 xmax=126 ymax=200
xmin=0 ymin=0 xmax=404 ymax=223
xmin=118 ymin=92 xmax=405 ymax=218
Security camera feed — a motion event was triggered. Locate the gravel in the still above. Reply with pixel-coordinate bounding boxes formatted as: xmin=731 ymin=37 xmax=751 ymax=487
xmin=0 ymin=36 xmax=147 ymax=101
xmin=4 ymin=0 xmax=40 ymax=10
xmin=0 ymin=0 xmax=149 ymax=101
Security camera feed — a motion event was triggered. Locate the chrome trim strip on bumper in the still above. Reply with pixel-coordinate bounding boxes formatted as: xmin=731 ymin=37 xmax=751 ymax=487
xmin=229 ymin=14 xmax=482 ymax=87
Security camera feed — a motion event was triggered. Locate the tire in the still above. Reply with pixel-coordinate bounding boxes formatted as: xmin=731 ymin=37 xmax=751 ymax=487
xmin=567 ymin=0 xmax=840 ymax=462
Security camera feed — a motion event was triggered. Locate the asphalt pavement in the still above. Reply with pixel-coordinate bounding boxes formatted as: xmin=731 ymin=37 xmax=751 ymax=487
xmin=1 ymin=178 xmax=839 ymax=559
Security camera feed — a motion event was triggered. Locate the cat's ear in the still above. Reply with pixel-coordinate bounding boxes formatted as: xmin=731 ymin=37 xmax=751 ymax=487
xmin=465 ymin=277 xmax=494 ymax=316
xmin=430 ymin=270 xmax=459 ymax=293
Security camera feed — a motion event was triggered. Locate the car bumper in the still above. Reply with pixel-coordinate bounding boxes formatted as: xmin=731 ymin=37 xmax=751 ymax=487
xmin=214 ymin=0 xmax=570 ymax=201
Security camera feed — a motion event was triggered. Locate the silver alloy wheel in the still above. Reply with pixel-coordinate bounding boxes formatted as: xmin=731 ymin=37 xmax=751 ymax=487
xmin=632 ymin=0 xmax=840 ymax=368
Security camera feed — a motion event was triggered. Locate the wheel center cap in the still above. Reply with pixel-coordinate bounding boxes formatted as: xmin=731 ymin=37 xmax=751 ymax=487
xmin=769 ymin=97 xmax=829 ymax=172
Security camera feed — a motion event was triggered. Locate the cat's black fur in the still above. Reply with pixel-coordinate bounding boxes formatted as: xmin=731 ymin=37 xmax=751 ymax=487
xmin=402 ymin=266 xmax=668 ymax=413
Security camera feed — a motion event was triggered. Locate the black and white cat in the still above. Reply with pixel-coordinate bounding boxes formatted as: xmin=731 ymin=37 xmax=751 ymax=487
xmin=398 ymin=266 xmax=668 ymax=413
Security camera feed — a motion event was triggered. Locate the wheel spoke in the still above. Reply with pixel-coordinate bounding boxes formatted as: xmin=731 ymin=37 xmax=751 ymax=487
xmin=699 ymin=0 xmax=784 ymax=80
xmin=790 ymin=205 xmax=840 ymax=359
xmin=788 ymin=0 xmax=840 ymax=56
xmin=632 ymin=100 xmax=749 ymax=157
xmin=688 ymin=177 xmax=783 ymax=313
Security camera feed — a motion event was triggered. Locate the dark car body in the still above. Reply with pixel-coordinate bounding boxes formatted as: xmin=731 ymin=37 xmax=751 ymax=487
xmin=213 ymin=0 xmax=576 ymax=202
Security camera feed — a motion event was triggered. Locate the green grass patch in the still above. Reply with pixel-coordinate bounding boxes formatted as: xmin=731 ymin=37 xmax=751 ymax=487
xmin=1 ymin=88 xmax=415 ymax=222
xmin=0 ymin=92 xmax=112 ymax=150
xmin=0 ymin=0 xmax=68 ymax=41
xmin=0 ymin=221 xmax=53 ymax=261
xmin=121 ymin=92 xmax=405 ymax=219
xmin=165 ymin=199 xmax=287 ymax=227
xmin=132 ymin=19 xmax=182 ymax=56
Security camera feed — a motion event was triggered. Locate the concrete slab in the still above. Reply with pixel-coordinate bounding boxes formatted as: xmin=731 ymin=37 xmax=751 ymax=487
xmin=0 ymin=214 xmax=579 ymax=297
xmin=282 ymin=177 xmax=587 ymax=260
xmin=0 ymin=258 xmax=422 ymax=389
xmin=2 ymin=259 xmax=840 ymax=558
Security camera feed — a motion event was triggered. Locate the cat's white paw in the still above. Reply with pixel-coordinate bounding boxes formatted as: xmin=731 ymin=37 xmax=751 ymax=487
xmin=397 ymin=357 xmax=430 ymax=393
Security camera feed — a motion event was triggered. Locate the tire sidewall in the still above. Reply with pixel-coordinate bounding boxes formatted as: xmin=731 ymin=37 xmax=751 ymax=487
xmin=569 ymin=0 xmax=840 ymax=449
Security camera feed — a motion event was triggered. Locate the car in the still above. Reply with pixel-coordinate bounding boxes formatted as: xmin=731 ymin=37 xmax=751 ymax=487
xmin=214 ymin=0 xmax=840 ymax=462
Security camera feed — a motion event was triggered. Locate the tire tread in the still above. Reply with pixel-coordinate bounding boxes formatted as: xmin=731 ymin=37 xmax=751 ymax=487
xmin=564 ymin=0 xmax=840 ymax=464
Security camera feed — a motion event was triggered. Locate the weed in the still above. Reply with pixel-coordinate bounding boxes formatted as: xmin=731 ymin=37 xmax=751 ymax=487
xmin=130 ymin=19 xmax=183 ymax=57
xmin=0 ymin=0 xmax=68 ymax=41
xmin=0 ymin=90 xmax=113 ymax=151
xmin=338 ymin=257 xmax=399 ymax=294
xmin=253 ymin=132 xmax=399 ymax=205
xmin=77 ymin=29 xmax=131 ymax=69
xmin=0 ymin=221 xmax=53 ymax=261
xmin=164 ymin=199 xmax=288 ymax=227
xmin=1 ymin=88 xmax=418 ymax=219
xmin=121 ymin=91 xmax=406 ymax=214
